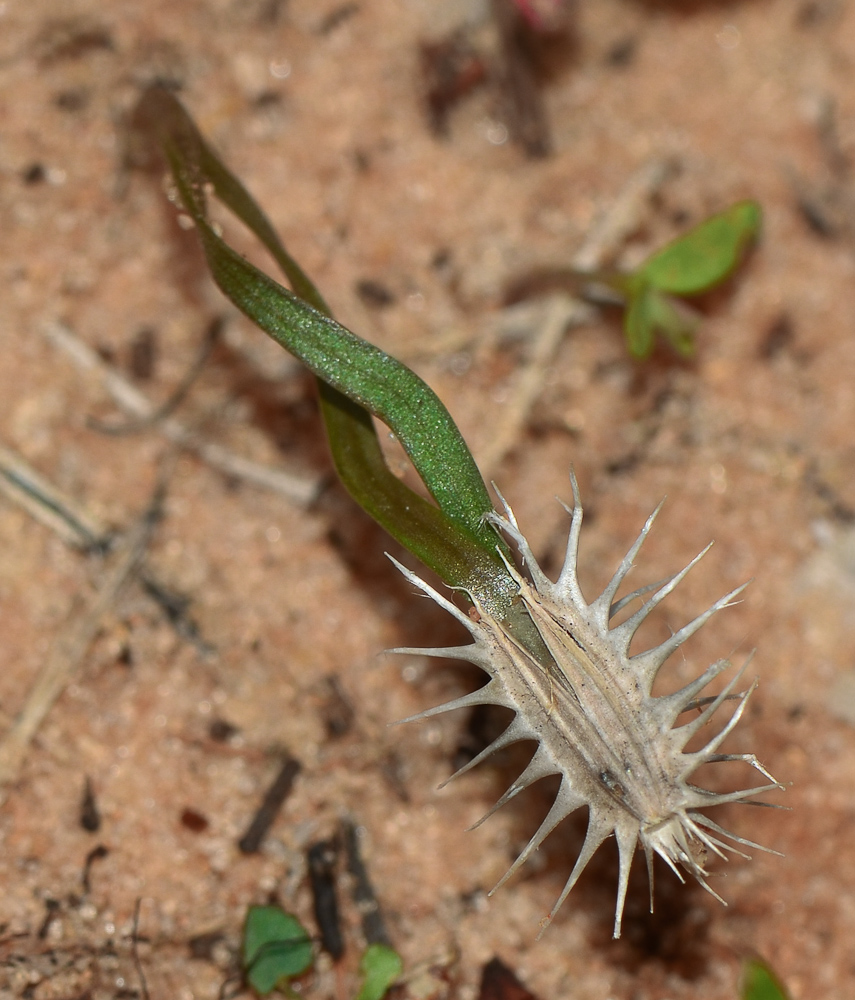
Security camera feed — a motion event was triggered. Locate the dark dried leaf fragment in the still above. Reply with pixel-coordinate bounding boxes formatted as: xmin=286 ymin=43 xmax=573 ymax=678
xmin=479 ymin=957 xmax=540 ymax=1000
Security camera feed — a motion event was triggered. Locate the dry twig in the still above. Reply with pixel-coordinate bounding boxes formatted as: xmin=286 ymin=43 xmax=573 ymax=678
xmin=0 ymin=440 xmax=109 ymax=552
xmin=43 ymin=320 xmax=320 ymax=506
xmin=479 ymin=159 xmax=672 ymax=478
xmin=89 ymin=316 xmax=223 ymax=436
xmin=0 ymin=439 xmax=211 ymax=653
xmin=0 ymin=499 xmax=159 ymax=793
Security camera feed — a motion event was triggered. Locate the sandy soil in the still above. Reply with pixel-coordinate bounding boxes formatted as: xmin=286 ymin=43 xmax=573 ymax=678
xmin=2 ymin=0 xmax=855 ymax=998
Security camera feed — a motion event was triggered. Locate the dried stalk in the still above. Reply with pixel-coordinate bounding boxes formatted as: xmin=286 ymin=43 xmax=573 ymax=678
xmin=0 ymin=505 xmax=157 ymax=792
xmin=43 ymin=320 xmax=320 ymax=506
xmin=479 ymin=159 xmax=672 ymax=479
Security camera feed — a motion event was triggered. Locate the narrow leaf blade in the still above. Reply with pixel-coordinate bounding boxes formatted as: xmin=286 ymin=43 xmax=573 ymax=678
xmin=133 ymin=86 xmax=515 ymax=605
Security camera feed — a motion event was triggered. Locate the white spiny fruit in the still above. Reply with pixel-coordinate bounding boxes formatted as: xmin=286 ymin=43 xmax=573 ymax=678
xmin=389 ymin=474 xmax=783 ymax=938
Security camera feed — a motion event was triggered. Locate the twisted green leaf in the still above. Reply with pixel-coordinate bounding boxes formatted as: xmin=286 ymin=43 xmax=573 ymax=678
xmin=133 ymin=87 xmax=518 ymax=615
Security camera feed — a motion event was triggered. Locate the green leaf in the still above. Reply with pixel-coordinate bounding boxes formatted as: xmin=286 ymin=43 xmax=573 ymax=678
xmin=741 ymin=957 xmax=792 ymax=1000
xmin=132 ymin=86 xmax=519 ymax=616
xmin=637 ymin=200 xmax=761 ymax=296
xmin=189 ymin=228 xmax=501 ymax=555
xmin=242 ymin=905 xmax=313 ymax=995
xmin=132 ymin=87 xmax=562 ymax=664
xmin=356 ymin=943 xmax=403 ymax=1000
xmin=623 ymin=284 xmax=700 ymax=359
xmin=623 ymin=283 xmax=656 ymax=359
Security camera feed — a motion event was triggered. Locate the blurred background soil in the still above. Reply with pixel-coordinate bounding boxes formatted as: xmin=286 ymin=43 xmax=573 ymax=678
xmin=2 ymin=0 xmax=855 ymax=997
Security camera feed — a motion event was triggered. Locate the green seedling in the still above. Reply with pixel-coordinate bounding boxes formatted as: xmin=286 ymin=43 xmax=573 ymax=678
xmin=597 ymin=199 xmax=761 ymax=358
xmin=355 ymin=943 xmax=403 ymax=1000
xmin=242 ymin=906 xmax=313 ymax=996
xmin=741 ymin=956 xmax=792 ymax=1000
xmin=241 ymin=905 xmax=401 ymax=999
xmin=133 ymin=89 xmax=779 ymax=949
xmin=133 ymin=86 xmax=547 ymax=658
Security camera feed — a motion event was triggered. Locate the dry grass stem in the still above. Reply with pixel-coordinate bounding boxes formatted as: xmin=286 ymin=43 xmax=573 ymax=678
xmin=43 ymin=320 xmax=320 ymax=506
xmin=0 ymin=441 xmax=213 ymax=656
xmin=0 ymin=440 xmax=108 ymax=551
xmin=0 ymin=506 xmax=157 ymax=793
xmin=479 ymin=159 xmax=672 ymax=477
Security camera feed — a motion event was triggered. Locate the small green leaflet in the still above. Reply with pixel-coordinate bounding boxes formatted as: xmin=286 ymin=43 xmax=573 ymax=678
xmin=242 ymin=905 xmax=313 ymax=995
xmin=637 ymin=200 xmax=761 ymax=296
xmin=620 ymin=200 xmax=761 ymax=358
xmin=624 ymin=283 xmax=700 ymax=359
xmin=241 ymin=906 xmax=400 ymax=998
xmin=355 ymin=943 xmax=403 ymax=1000
xmin=741 ymin=957 xmax=792 ymax=1000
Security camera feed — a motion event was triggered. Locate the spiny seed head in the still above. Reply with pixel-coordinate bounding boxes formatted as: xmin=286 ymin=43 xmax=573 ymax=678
xmin=389 ymin=477 xmax=783 ymax=938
